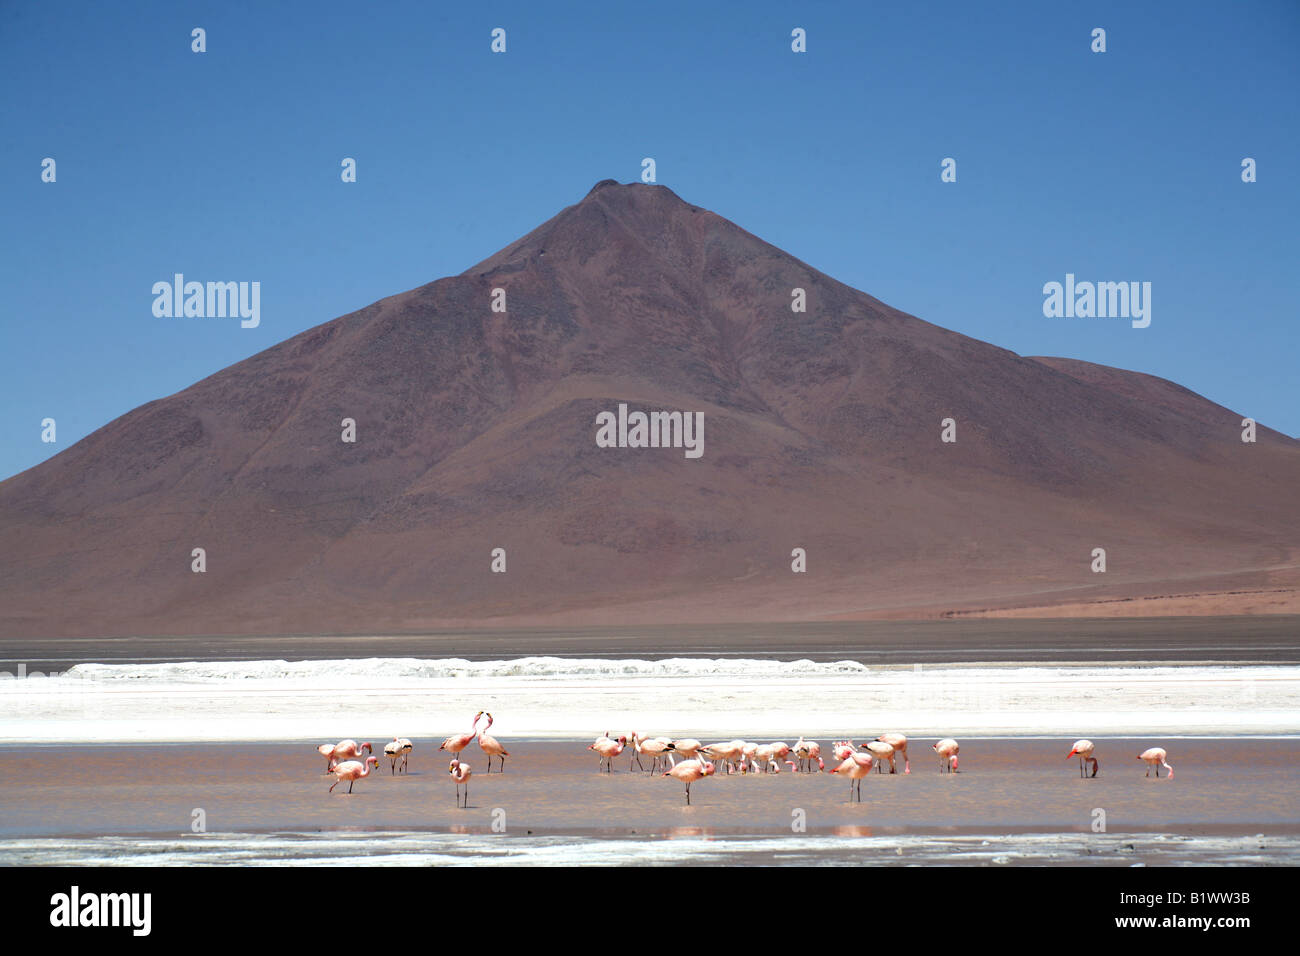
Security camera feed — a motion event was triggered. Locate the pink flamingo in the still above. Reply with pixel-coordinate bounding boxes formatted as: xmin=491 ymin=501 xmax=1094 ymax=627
xmin=828 ymin=752 xmax=874 ymax=801
xmin=664 ymin=757 xmax=716 ymax=805
xmin=1138 ymin=747 xmax=1173 ymax=778
xmin=383 ymin=737 xmax=413 ymax=774
xmin=753 ymin=743 xmax=791 ymax=773
xmin=700 ymin=741 xmax=746 ymax=774
xmin=318 ymin=739 xmax=372 ymax=772
xmin=630 ymin=733 xmax=674 ymax=773
xmin=589 ymin=732 xmax=627 ymax=772
xmin=477 ymin=713 xmax=510 ymax=773
xmin=440 ymin=712 xmax=483 ymax=761
xmin=449 ymin=759 xmax=472 ymax=806
xmin=667 ymin=738 xmax=705 ymax=761
xmin=877 ymin=733 xmax=910 ymax=774
xmin=933 ymin=738 xmax=959 ymax=772
xmin=328 ymin=755 xmax=378 ymax=793
xmin=1067 ymin=740 xmax=1099 ymax=778
xmin=793 ymin=737 xmax=824 ymax=773
xmin=864 ymin=740 xmax=896 ymax=774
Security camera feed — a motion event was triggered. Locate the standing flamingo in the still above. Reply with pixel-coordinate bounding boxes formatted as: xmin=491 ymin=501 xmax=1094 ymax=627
xmin=1138 ymin=747 xmax=1173 ymax=778
xmin=877 ymin=733 xmax=910 ymax=774
xmin=630 ymin=733 xmax=673 ymax=773
xmin=318 ymin=739 xmax=372 ymax=772
xmin=667 ymin=738 xmax=704 ymax=761
xmin=700 ymin=741 xmax=746 ymax=774
xmin=933 ymin=738 xmax=960 ymax=772
xmin=828 ymin=752 xmax=874 ymax=801
xmin=589 ymin=733 xmax=627 ymax=772
xmin=1067 ymin=740 xmax=1099 ymax=778
xmin=864 ymin=740 xmax=896 ymax=774
xmin=440 ymin=712 xmax=483 ymax=761
xmin=477 ymin=713 xmax=510 ymax=773
xmin=664 ymin=757 xmax=716 ymax=805
xmin=793 ymin=737 xmax=824 ymax=772
xmin=328 ymin=755 xmax=379 ymax=793
xmin=449 ymin=759 xmax=473 ymax=806
xmin=383 ymin=738 xmax=402 ymax=774
xmin=383 ymin=737 xmax=413 ymax=774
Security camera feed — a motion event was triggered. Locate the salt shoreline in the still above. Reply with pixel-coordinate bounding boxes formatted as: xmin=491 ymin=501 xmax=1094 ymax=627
xmin=1 ymin=658 xmax=1296 ymax=742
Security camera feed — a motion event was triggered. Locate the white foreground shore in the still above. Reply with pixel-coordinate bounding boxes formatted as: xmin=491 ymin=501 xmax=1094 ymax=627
xmin=0 ymin=658 xmax=1296 ymax=742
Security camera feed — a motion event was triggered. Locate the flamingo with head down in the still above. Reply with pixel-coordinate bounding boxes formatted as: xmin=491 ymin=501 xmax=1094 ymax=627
xmin=877 ymin=733 xmax=910 ymax=774
xmin=933 ymin=738 xmax=960 ymax=772
xmin=318 ymin=739 xmax=372 ymax=772
xmin=1067 ymin=740 xmax=1099 ymax=778
xmin=1138 ymin=747 xmax=1173 ymax=778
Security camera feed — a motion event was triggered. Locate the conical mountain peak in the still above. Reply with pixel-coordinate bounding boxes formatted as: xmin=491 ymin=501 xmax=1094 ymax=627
xmin=1 ymin=184 xmax=1296 ymax=638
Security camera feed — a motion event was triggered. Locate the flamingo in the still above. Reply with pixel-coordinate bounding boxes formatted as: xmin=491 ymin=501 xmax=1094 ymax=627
xmin=700 ymin=741 xmax=746 ymax=774
xmin=318 ymin=739 xmax=372 ymax=772
xmin=1067 ymin=740 xmax=1099 ymax=778
xmin=1138 ymin=747 xmax=1173 ymax=778
xmin=933 ymin=738 xmax=959 ymax=772
xmin=864 ymin=740 xmax=896 ymax=774
xmin=828 ymin=752 xmax=874 ymax=802
xmin=752 ymin=743 xmax=779 ymax=772
xmin=440 ymin=712 xmax=483 ymax=761
xmin=449 ymin=759 xmax=472 ymax=806
xmin=793 ymin=737 xmax=824 ymax=773
xmin=877 ymin=733 xmax=910 ymax=774
xmin=477 ymin=713 xmax=509 ymax=773
xmin=381 ymin=737 xmax=412 ymax=774
xmin=630 ymin=733 xmax=673 ymax=773
xmin=589 ymin=733 xmax=627 ymax=772
xmin=752 ymin=743 xmax=794 ymax=773
xmin=832 ymin=740 xmax=857 ymax=762
xmin=328 ymin=755 xmax=378 ymax=794
xmin=667 ymin=738 xmax=704 ymax=761
xmin=664 ymin=757 xmax=716 ymax=805
xmin=383 ymin=738 xmax=403 ymax=774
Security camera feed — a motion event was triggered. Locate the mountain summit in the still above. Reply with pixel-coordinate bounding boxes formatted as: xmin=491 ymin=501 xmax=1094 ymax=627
xmin=2 ymin=181 xmax=1297 ymax=638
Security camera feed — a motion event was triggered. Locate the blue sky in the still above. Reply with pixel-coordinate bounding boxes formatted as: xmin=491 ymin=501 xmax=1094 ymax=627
xmin=2 ymin=1 xmax=1297 ymax=480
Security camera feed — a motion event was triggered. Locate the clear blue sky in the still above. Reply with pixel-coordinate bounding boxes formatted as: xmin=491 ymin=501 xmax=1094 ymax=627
xmin=2 ymin=1 xmax=1297 ymax=480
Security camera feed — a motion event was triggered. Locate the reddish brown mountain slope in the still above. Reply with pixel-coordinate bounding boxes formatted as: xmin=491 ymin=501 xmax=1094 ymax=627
xmin=1 ymin=181 xmax=1296 ymax=638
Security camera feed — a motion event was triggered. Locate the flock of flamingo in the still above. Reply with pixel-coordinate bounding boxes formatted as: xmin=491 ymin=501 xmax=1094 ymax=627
xmin=316 ymin=712 xmax=1175 ymax=805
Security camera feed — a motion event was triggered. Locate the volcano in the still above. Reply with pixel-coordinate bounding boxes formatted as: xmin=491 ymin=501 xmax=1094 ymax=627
xmin=2 ymin=180 xmax=1297 ymax=639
